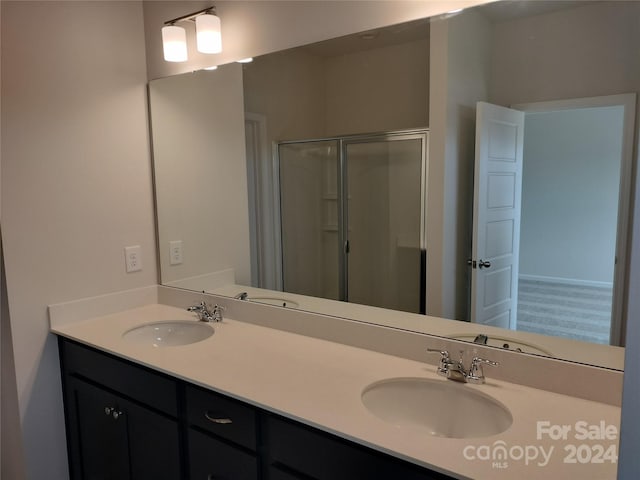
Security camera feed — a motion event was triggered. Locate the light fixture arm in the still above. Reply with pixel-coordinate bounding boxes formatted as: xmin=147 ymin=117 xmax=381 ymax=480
xmin=164 ymin=6 xmax=216 ymax=26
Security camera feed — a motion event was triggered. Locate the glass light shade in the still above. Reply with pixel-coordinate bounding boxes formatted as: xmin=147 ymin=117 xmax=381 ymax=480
xmin=162 ymin=25 xmax=188 ymax=62
xmin=196 ymin=14 xmax=222 ymax=54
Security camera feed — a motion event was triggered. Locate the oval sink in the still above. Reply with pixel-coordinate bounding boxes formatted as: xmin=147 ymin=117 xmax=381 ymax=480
xmin=123 ymin=321 xmax=214 ymax=347
xmin=362 ymin=378 xmax=512 ymax=439
xmin=250 ymin=296 xmax=299 ymax=308
xmin=448 ymin=333 xmax=553 ymax=356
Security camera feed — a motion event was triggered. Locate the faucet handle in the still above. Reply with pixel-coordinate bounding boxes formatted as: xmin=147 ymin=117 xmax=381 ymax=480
xmin=426 ymin=348 xmax=449 ymax=356
xmin=211 ymin=304 xmax=225 ymax=322
xmin=466 ymin=356 xmax=499 ymax=384
xmin=427 ymin=348 xmax=452 ymax=377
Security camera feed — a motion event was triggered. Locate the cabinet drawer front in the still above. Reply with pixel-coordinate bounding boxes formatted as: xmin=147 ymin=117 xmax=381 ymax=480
xmin=189 ymin=428 xmax=258 ymax=480
xmin=266 ymin=416 xmax=449 ymax=480
xmin=60 ymin=339 xmax=178 ymax=416
xmin=186 ymin=385 xmax=257 ymax=451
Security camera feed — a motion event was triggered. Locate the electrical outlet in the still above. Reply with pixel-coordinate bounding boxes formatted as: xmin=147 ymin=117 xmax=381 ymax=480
xmin=124 ymin=245 xmax=142 ymax=273
xmin=169 ymin=240 xmax=183 ymax=265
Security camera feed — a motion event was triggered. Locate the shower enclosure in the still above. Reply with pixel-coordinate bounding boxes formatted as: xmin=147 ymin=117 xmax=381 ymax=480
xmin=278 ymin=130 xmax=428 ymax=314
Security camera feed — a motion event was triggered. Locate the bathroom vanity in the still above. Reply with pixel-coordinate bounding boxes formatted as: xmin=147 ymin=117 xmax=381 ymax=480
xmin=51 ymin=295 xmax=621 ymax=480
xmin=59 ymin=338 xmax=447 ymax=479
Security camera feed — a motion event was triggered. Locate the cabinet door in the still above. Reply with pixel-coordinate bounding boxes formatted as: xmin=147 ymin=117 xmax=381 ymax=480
xmin=65 ymin=378 xmax=181 ymax=480
xmin=69 ymin=378 xmax=131 ymax=480
xmin=189 ymin=428 xmax=258 ymax=480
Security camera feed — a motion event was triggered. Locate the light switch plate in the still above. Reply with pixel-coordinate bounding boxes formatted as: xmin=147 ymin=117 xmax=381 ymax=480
xmin=124 ymin=245 xmax=142 ymax=273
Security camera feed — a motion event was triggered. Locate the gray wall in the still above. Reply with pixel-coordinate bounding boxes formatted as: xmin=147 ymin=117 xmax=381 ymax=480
xmin=619 ymin=150 xmax=640 ymax=477
xmin=520 ymin=106 xmax=623 ymax=285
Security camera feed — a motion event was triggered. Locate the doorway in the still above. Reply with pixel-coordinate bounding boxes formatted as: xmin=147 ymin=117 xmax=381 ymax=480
xmin=471 ymin=95 xmax=636 ymax=346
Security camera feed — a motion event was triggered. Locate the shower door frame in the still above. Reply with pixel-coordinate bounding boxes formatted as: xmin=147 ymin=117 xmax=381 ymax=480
xmin=276 ymin=128 xmax=429 ymax=313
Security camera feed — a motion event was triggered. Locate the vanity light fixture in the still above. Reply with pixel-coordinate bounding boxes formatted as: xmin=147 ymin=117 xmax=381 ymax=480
xmin=162 ymin=6 xmax=222 ymax=63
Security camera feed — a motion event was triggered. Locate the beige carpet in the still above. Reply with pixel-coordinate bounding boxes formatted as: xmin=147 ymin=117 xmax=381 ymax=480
xmin=516 ymin=278 xmax=612 ymax=345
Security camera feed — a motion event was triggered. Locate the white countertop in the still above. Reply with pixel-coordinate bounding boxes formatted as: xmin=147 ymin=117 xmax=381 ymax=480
xmin=51 ymin=303 xmax=620 ymax=479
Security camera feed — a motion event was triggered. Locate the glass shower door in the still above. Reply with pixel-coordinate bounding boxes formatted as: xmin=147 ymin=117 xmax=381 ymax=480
xmin=279 ymin=140 xmax=340 ymax=300
xmin=343 ymin=135 xmax=425 ymax=313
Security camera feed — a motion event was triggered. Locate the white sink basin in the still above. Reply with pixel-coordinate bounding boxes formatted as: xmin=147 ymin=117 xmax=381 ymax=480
xmin=362 ymin=378 xmax=512 ymax=439
xmin=448 ymin=333 xmax=553 ymax=356
xmin=123 ymin=321 xmax=214 ymax=347
xmin=250 ymin=296 xmax=299 ymax=308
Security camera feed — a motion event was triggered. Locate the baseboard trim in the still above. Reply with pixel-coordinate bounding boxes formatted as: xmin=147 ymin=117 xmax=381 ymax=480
xmin=519 ymin=274 xmax=613 ymax=289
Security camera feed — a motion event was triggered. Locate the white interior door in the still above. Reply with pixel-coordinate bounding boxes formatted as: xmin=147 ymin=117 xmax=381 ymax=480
xmin=471 ymin=102 xmax=525 ymax=329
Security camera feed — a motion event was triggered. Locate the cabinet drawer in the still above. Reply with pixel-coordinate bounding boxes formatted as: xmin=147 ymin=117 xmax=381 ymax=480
xmin=60 ymin=339 xmax=178 ymax=416
xmin=189 ymin=428 xmax=258 ymax=480
xmin=266 ymin=416 xmax=450 ymax=480
xmin=186 ymin=385 xmax=257 ymax=451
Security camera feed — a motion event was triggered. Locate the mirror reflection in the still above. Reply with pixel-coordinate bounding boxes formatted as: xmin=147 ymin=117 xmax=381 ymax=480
xmin=149 ymin=0 xmax=638 ymax=370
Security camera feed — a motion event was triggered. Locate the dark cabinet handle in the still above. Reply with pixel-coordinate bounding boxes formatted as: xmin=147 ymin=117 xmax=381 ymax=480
xmin=204 ymin=411 xmax=233 ymax=424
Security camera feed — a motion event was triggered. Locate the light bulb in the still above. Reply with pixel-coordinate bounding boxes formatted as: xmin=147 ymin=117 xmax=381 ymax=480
xmin=196 ymin=13 xmax=222 ymax=54
xmin=162 ymin=25 xmax=188 ymax=62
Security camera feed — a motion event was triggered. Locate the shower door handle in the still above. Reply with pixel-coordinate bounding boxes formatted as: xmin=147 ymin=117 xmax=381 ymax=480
xmin=344 ymin=240 xmax=350 ymax=254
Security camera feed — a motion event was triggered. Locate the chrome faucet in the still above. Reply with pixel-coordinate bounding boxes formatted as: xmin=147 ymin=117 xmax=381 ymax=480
xmin=234 ymin=292 xmax=248 ymax=300
xmin=427 ymin=348 xmax=498 ymax=384
xmin=187 ymin=301 xmax=225 ymax=322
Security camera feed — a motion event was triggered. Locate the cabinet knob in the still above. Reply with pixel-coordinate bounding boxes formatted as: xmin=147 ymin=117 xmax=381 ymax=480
xmin=103 ymin=406 xmax=123 ymax=420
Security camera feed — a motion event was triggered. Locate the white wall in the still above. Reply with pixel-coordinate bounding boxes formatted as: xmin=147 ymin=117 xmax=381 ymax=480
xmin=427 ymin=10 xmax=491 ymax=321
xmin=149 ymin=64 xmax=251 ymax=286
xmin=244 ymin=38 xmax=429 ymax=140
xmin=520 ymin=107 xmax=623 ymax=284
xmin=1 ymin=2 xmax=154 ymax=478
xmin=324 ymin=39 xmax=429 ymax=136
xmin=489 ymin=1 xmax=640 ymax=106
xmin=243 ymin=48 xmax=327 ymax=142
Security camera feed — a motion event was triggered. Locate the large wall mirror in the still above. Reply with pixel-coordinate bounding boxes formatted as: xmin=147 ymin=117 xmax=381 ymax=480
xmin=148 ymin=0 xmax=639 ymax=371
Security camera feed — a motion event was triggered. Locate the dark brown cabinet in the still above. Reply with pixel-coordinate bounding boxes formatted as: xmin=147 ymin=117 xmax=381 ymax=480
xmin=58 ymin=338 xmax=453 ymax=480
xmin=63 ymin=375 xmax=182 ymax=480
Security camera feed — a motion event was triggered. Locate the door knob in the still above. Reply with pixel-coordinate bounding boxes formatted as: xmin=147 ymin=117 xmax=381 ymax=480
xmin=478 ymin=260 xmax=491 ymax=269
